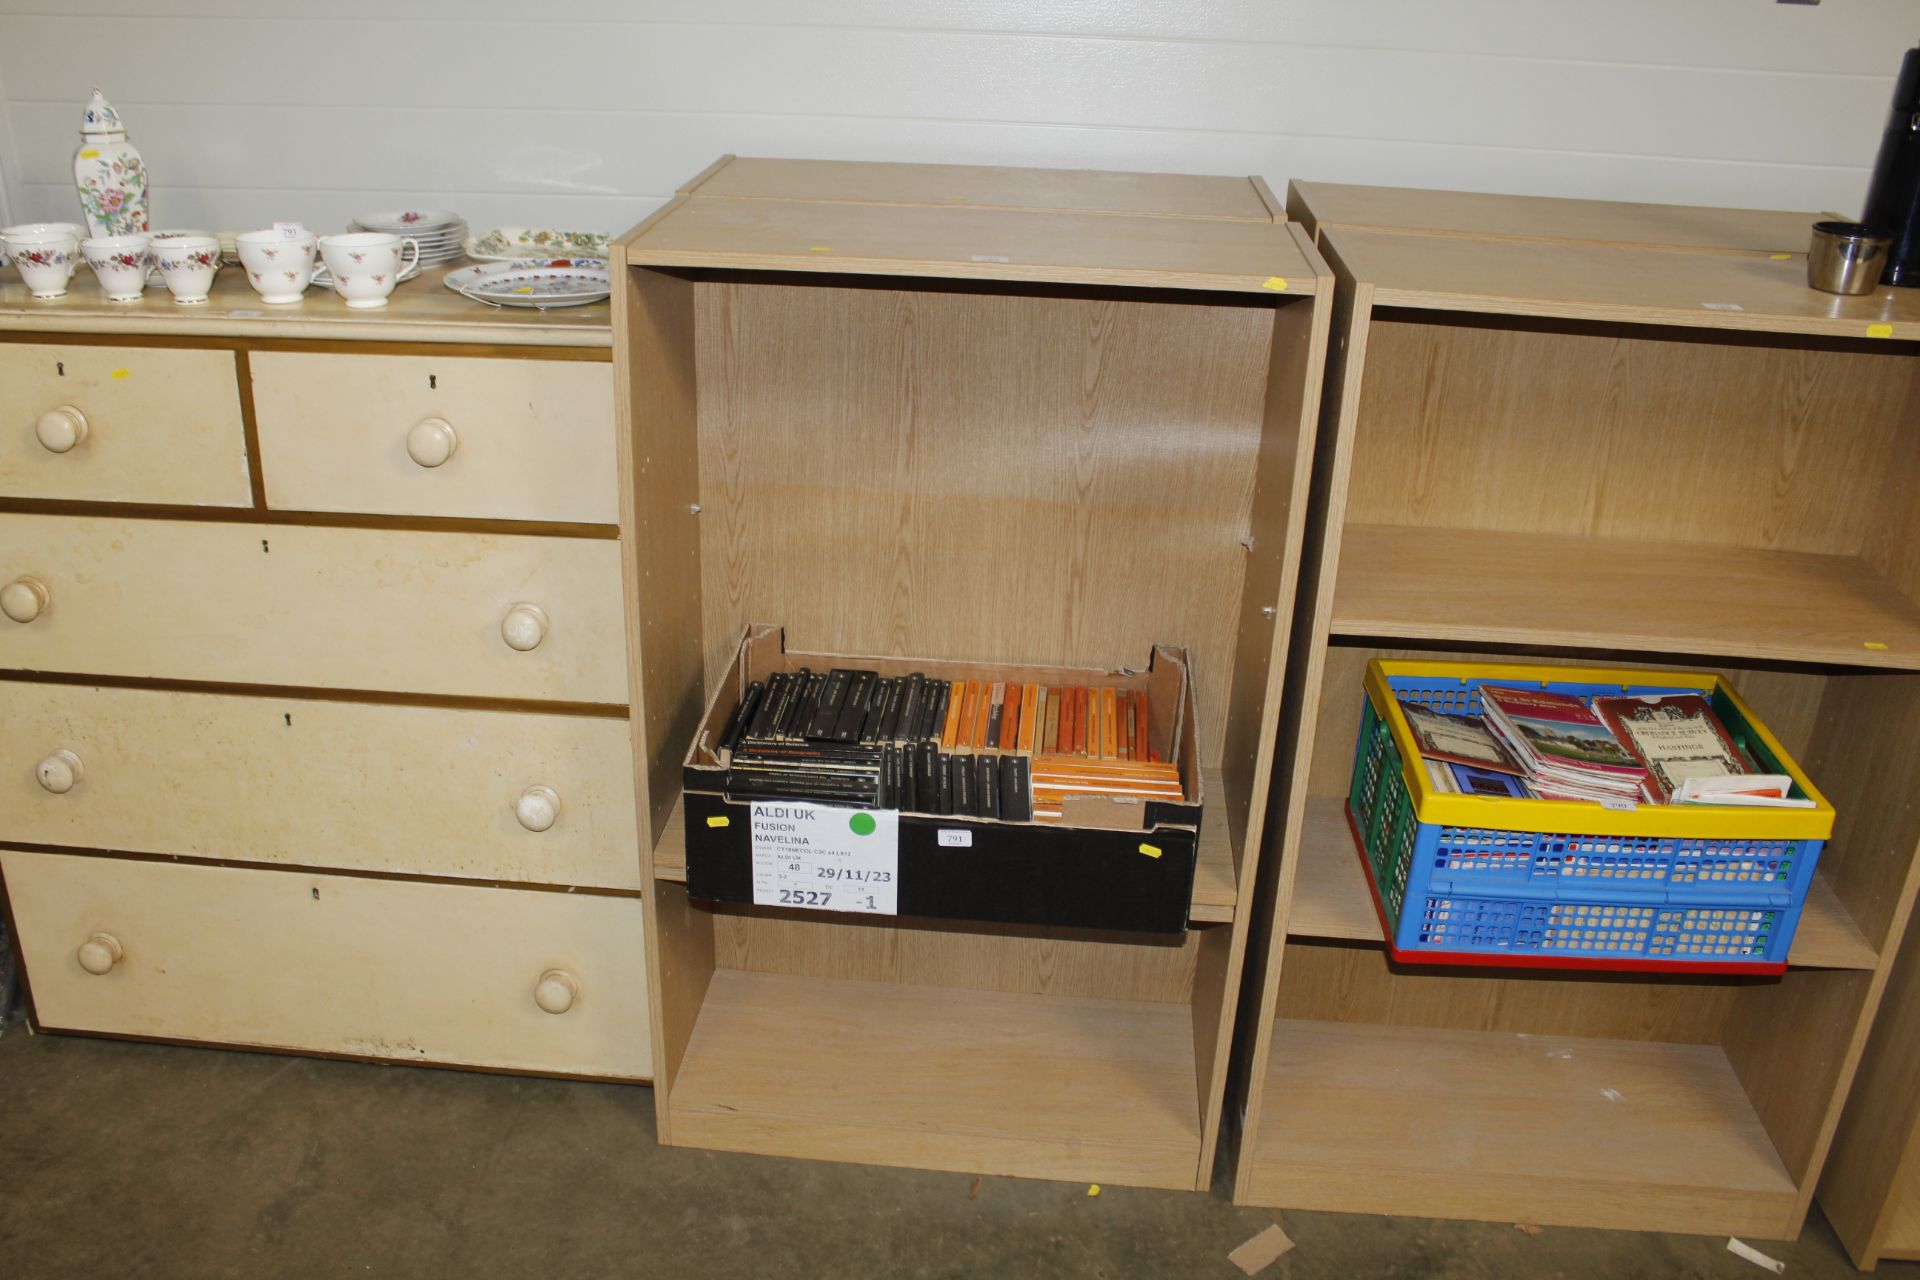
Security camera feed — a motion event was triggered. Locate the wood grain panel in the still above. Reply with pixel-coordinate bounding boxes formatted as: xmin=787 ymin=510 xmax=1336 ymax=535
xmin=0 ymin=342 xmax=251 ymax=506
xmin=0 ymin=514 xmax=628 ymax=703
xmin=1344 ymin=317 xmax=1918 ymax=558
xmin=0 ymin=682 xmax=639 ymax=889
xmin=669 ymin=968 xmax=1202 ymax=1189
xmin=1244 ymin=1019 xmax=1796 ymax=1236
xmin=1274 ymin=940 xmax=1740 ymax=1045
xmin=1287 ymin=180 xmax=1820 ymax=255
xmin=693 ymin=280 xmax=1275 ymax=769
xmin=693 ymin=157 xmax=1275 ymax=220
xmin=1333 ymin=526 xmax=1920 ymax=671
xmin=708 ymin=903 xmax=1200 ymax=1005
xmin=1328 ymin=229 xmax=1920 ymax=340
xmin=2 ymin=850 xmax=652 ymax=1078
xmin=250 ymin=351 xmax=618 ymax=523
xmin=633 ymin=199 xmax=1314 ymax=293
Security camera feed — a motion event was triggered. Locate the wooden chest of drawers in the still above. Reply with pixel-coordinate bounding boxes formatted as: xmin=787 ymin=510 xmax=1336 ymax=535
xmin=0 ymin=267 xmax=649 ymax=1080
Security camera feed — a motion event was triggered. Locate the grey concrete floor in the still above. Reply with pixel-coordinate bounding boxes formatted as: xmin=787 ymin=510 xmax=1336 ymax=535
xmin=0 ymin=1023 xmax=1912 ymax=1279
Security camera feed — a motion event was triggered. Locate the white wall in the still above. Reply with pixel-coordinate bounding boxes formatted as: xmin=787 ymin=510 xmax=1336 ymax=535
xmin=0 ymin=1 xmax=1912 ymax=237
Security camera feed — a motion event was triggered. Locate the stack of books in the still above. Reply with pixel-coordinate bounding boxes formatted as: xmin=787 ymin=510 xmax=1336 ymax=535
xmin=715 ymin=669 xmax=1184 ymax=821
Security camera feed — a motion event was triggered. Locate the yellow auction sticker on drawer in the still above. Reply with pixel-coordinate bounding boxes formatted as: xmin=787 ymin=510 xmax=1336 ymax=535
xmin=750 ymin=801 xmax=898 ymax=914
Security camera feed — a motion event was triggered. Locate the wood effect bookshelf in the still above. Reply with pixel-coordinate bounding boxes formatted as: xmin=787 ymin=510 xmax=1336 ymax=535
xmin=1231 ymin=219 xmax=1920 ymax=1239
xmin=610 ymin=159 xmax=1331 ymax=1190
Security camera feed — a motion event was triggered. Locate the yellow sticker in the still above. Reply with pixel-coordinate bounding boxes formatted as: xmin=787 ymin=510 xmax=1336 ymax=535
xmin=1262 ymin=276 xmax=1289 ymax=291
xmin=513 ymin=286 xmax=534 ymax=294
xmin=1138 ymin=842 xmax=1163 ymax=859
xmin=945 ymin=195 xmax=968 ymax=203
xmin=1086 ymin=1184 xmax=1102 ymax=1197
xmin=110 ymin=368 xmax=130 ymax=380
xmin=79 ymin=149 xmax=99 ymax=160
xmin=808 ymin=245 xmax=834 ymax=253
xmin=1865 ymin=641 xmax=1889 ymax=651
xmin=706 ymin=815 xmax=731 ymax=828
xmin=1868 ymin=323 xmax=1895 ymax=338
xmin=1769 ymin=253 xmax=1792 ymax=261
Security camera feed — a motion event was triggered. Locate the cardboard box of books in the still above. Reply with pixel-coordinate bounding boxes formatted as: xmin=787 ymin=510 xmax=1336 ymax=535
xmin=679 ymin=625 xmax=1204 ymax=934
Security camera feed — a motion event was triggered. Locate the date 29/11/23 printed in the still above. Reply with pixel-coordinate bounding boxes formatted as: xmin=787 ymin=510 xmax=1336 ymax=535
xmin=750 ymin=801 xmax=901 ymax=915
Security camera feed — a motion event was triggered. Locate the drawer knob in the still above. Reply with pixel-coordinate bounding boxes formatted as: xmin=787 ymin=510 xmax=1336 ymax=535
xmin=36 ymin=748 xmax=83 ymax=794
xmin=515 ymin=784 xmax=561 ymax=832
xmin=77 ymin=932 xmax=123 ymax=976
xmin=36 ymin=405 xmax=90 ymax=453
xmin=534 ymin=968 xmax=578 ymax=1015
xmin=501 ymin=602 xmax=549 ymax=652
xmin=405 ymin=416 xmax=458 ymax=468
xmin=1 ymin=575 xmax=50 ymax=624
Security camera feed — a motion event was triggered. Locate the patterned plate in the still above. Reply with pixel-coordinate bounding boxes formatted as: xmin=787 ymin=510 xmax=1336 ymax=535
xmin=441 ymin=259 xmax=610 ymax=308
xmin=464 ymin=227 xmax=610 ymax=263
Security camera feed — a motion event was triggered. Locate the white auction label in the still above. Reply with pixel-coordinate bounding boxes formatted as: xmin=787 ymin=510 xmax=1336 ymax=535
xmin=750 ymin=801 xmax=899 ymax=915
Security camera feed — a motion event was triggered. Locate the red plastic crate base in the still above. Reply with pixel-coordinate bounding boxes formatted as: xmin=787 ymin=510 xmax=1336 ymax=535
xmin=1341 ymin=802 xmax=1787 ymax=976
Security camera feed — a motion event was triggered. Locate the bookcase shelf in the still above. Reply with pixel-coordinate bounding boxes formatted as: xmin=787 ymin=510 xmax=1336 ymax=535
xmin=1234 ymin=185 xmax=1920 ymax=1240
xmin=1335 ymin=525 xmax=1920 ymax=672
xmin=670 ymin=969 xmax=1203 ymax=1189
xmin=1247 ymin=1019 xmax=1798 ymax=1236
xmin=613 ymin=158 xmax=1332 ymax=1191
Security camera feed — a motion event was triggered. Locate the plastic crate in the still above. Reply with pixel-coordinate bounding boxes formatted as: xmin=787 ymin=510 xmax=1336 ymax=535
xmin=1345 ymin=660 xmax=1835 ymax=973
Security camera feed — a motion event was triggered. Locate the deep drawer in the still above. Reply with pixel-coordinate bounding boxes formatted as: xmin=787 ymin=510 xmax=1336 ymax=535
xmin=2 ymin=850 xmax=652 ymax=1078
xmin=4 ymin=682 xmax=640 ymax=890
xmin=0 ymin=514 xmax=628 ymax=703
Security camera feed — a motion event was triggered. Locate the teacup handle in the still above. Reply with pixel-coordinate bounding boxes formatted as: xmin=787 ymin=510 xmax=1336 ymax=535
xmin=399 ymin=236 xmax=421 ymax=281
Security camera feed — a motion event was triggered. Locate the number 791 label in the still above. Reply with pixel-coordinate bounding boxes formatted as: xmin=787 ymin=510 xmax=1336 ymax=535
xmin=750 ymin=802 xmax=900 ymax=915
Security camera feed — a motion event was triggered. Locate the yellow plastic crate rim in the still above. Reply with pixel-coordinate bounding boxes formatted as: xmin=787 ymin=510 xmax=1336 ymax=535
xmin=1364 ymin=658 xmax=1835 ymax=841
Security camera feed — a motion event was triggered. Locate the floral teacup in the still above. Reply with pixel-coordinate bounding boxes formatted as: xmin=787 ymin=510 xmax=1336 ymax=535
xmin=318 ymin=231 xmax=420 ymax=309
xmin=0 ymin=221 xmax=84 ymax=270
xmin=236 ymin=228 xmax=319 ymax=304
xmin=152 ymin=234 xmax=221 ymax=304
xmin=82 ymin=233 xmax=155 ymax=302
xmin=2 ymin=226 xmax=82 ymax=298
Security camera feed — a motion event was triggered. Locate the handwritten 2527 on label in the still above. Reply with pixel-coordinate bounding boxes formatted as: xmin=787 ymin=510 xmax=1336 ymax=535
xmin=749 ymin=801 xmax=901 ymax=915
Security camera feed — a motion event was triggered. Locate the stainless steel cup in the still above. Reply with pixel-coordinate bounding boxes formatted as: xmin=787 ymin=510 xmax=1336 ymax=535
xmin=1808 ymin=220 xmax=1894 ymax=295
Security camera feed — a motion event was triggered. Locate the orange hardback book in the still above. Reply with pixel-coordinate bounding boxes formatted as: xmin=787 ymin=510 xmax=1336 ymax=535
xmin=970 ymin=680 xmax=993 ymax=753
xmin=1043 ymin=687 xmax=1062 ymax=754
xmin=1100 ymin=687 xmax=1118 ymax=760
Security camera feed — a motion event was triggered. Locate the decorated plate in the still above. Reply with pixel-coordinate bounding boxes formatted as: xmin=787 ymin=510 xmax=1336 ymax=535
xmin=442 ymin=258 xmax=610 ymax=308
xmin=355 ymin=208 xmax=464 ymax=235
xmin=464 ymin=226 xmax=609 ymax=263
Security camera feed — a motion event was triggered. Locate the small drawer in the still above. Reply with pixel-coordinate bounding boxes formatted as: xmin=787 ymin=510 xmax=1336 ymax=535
xmin=249 ymin=351 xmax=616 ymax=523
xmin=1 ymin=851 xmax=652 ymax=1078
xmin=0 ymin=514 xmax=628 ymax=703
xmin=0 ymin=342 xmax=251 ymax=506
xmin=4 ymin=682 xmax=640 ymax=890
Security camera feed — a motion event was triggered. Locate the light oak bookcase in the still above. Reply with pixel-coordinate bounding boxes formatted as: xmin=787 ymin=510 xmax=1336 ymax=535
xmin=1231 ymin=223 xmax=1920 ymax=1237
xmin=609 ymin=159 xmax=1331 ymax=1190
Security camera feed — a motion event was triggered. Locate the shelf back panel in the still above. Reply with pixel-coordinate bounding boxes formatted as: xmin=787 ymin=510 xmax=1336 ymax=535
xmin=1278 ymin=940 xmax=1742 ymax=1045
xmin=705 ymin=903 xmax=1205 ymax=1004
xmin=1344 ymin=316 xmax=1918 ymax=562
xmin=692 ymin=278 xmax=1283 ymax=769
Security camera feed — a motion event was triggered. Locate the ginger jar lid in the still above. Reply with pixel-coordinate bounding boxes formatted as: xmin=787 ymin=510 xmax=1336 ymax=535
xmin=81 ymin=88 xmax=126 ymax=137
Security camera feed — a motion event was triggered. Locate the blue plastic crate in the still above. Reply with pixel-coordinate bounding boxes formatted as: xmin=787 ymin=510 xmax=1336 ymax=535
xmin=1347 ymin=662 xmax=1833 ymax=972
